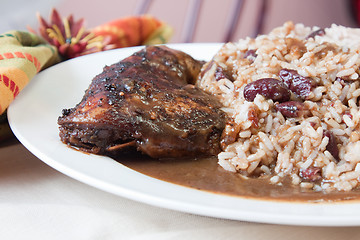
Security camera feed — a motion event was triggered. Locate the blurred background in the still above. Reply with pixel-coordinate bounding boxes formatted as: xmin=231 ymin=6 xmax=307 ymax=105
xmin=2 ymin=0 xmax=359 ymax=43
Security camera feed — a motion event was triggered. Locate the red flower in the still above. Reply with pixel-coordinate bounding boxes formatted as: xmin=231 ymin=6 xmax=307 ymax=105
xmin=32 ymin=8 xmax=114 ymax=59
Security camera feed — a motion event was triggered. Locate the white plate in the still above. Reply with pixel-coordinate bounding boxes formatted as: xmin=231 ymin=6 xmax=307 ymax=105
xmin=7 ymin=43 xmax=360 ymax=226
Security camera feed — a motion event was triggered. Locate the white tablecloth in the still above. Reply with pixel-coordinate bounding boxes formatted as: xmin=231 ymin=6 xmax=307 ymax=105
xmin=2 ymin=139 xmax=360 ymax=240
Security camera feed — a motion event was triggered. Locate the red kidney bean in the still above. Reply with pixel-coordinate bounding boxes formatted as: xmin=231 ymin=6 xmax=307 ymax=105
xmin=306 ymin=28 xmax=325 ymax=39
xmin=243 ymin=49 xmax=257 ymax=62
xmin=199 ymin=60 xmax=235 ymax=82
xmin=214 ymin=66 xmax=234 ymax=82
xmin=300 ymin=166 xmax=322 ymax=182
xmin=279 ymin=69 xmax=317 ymax=99
xmin=323 ymin=130 xmax=340 ymax=162
xmin=275 ymin=101 xmax=305 ymax=118
xmin=243 ymin=78 xmax=291 ymax=102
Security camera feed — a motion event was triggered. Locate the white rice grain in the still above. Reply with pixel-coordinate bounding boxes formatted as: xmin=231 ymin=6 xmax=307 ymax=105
xmin=204 ymin=22 xmax=360 ymax=192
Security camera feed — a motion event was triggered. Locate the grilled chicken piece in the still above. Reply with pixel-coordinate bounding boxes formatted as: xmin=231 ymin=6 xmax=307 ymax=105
xmin=58 ymin=46 xmax=226 ymax=158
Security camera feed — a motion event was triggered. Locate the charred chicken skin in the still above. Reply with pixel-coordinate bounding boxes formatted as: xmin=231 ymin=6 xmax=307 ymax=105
xmin=58 ymin=46 xmax=226 ymax=158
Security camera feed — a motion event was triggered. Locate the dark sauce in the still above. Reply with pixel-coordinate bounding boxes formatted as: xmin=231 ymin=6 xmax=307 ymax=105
xmin=116 ymin=155 xmax=360 ymax=203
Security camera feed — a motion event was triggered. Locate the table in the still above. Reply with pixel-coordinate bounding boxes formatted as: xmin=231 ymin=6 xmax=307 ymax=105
xmin=2 ymin=0 xmax=360 ymax=238
xmin=2 ymin=134 xmax=360 ymax=239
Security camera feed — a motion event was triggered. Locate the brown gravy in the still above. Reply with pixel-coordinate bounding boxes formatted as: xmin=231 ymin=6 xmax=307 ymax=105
xmin=117 ymin=155 xmax=360 ymax=203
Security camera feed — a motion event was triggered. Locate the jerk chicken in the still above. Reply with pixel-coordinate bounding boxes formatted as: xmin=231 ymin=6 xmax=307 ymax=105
xmin=58 ymin=46 xmax=226 ymax=158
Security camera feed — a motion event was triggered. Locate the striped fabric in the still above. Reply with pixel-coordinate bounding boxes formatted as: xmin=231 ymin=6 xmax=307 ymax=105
xmin=0 ymin=31 xmax=60 ymax=114
xmin=91 ymin=15 xmax=173 ymax=48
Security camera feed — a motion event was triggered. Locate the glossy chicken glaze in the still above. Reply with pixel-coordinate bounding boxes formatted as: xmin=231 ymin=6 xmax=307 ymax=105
xmin=58 ymin=46 xmax=226 ymax=158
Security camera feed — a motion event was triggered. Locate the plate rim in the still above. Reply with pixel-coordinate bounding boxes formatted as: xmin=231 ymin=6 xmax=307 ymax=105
xmin=8 ymin=43 xmax=360 ymax=226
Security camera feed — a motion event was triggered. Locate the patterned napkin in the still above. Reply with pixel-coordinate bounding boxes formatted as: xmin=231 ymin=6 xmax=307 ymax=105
xmin=0 ymin=12 xmax=172 ymax=142
xmin=0 ymin=31 xmax=60 ymax=115
xmin=92 ymin=15 xmax=173 ymax=48
xmin=0 ymin=13 xmax=172 ymax=116
xmin=33 ymin=9 xmax=173 ymax=60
